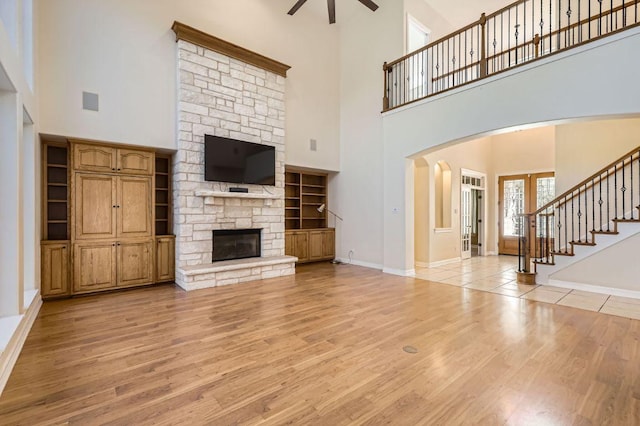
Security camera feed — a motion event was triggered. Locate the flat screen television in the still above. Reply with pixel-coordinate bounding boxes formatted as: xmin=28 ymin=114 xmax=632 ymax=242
xmin=204 ymin=135 xmax=276 ymax=185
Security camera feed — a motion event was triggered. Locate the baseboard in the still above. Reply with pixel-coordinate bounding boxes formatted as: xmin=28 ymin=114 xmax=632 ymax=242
xmin=0 ymin=294 xmax=42 ymax=396
xmin=415 ymin=261 xmax=430 ymax=268
xmin=486 ymin=251 xmax=498 ymax=256
xmin=547 ymin=279 xmax=640 ymax=300
xmin=427 ymin=257 xmax=461 ymax=268
xmin=382 ymin=267 xmax=415 ymax=277
xmin=334 ymin=258 xmax=383 ymax=270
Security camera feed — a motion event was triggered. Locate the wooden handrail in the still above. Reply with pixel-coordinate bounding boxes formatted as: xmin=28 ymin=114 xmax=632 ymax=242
xmin=527 ymin=145 xmax=640 ymax=218
xmin=384 ymin=18 xmax=483 ymax=69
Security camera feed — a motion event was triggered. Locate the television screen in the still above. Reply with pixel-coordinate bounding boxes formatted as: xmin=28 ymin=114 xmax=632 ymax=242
xmin=204 ymin=135 xmax=276 ymax=185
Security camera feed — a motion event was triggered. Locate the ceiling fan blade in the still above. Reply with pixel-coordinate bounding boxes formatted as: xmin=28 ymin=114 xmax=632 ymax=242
xmin=357 ymin=0 xmax=379 ymax=12
xmin=328 ymin=0 xmax=336 ymax=24
xmin=288 ymin=0 xmax=309 ymax=15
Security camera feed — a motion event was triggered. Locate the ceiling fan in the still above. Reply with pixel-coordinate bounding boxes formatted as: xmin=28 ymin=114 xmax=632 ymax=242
xmin=288 ymin=0 xmax=379 ymax=24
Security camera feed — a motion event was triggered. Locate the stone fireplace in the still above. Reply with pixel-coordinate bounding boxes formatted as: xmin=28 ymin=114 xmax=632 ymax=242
xmin=171 ymin=22 xmax=297 ymax=290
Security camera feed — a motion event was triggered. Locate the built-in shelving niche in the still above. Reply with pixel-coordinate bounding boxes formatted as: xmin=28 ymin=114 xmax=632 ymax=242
xmin=155 ymin=155 xmax=172 ymax=235
xmin=44 ymin=144 xmax=69 ymax=240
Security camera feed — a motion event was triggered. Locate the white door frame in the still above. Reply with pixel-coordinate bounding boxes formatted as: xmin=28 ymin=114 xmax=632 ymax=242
xmin=461 ymin=169 xmax=487 ymax=257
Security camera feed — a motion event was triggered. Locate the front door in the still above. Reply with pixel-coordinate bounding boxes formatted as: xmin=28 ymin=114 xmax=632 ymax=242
xmin=498 ymin=173 xmax=555 ymax=255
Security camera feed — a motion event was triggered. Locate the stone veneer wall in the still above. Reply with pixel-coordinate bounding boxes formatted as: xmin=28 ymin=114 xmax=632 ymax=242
xmin=173 ymin=40 xmax=288 ymax=289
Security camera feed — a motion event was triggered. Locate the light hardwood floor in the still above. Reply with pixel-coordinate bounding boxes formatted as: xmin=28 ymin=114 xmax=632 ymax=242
xmin=1 ymin=263 xmax=639 ymax=425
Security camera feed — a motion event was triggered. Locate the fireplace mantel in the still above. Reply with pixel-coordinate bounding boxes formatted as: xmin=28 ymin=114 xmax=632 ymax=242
xmin=194 ymin=189 xmax=282 ymax=206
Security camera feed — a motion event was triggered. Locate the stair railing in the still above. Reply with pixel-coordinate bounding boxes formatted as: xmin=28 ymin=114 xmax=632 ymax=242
xmin=518 ymin=145 xmax=640 ymax=274
xmin=383 ymin=0 xmax=640 ymax=112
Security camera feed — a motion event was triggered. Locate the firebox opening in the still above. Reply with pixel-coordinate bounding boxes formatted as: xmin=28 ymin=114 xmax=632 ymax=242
xmin=212 ymin=229 xmax=261 ymax=262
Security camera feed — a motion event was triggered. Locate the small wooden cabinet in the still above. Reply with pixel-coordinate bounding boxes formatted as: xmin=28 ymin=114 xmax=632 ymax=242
xmin=72 ymin=143 xmax=153 ymax=175
xmin=73 ymin=241 xmax=118 ymax=293
xmin=285 ymin=231 xmax=309 ymax=262
xmin=285 ymin=228 xmax=334 ymax=264
xmin=155 ymin=236 xmax=175 ymax=282
xmin=117 ymin=240 xmax=154 ymax=287
xmin=41 ymin=242 xmax=69 ymax=297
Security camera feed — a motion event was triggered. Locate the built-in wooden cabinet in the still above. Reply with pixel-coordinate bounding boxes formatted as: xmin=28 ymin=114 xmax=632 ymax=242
xmin=285 ymin=228 xmax=334 ymax=264
xmin=41 ymin=242 xmax=69 ymax=297
xmin=42 ymin=139 xmax=174 ymax=299
xmin=155 ymin=236 xmax=175 ymax=282
xmin=285 ymin=167 xmax=335 ymax=263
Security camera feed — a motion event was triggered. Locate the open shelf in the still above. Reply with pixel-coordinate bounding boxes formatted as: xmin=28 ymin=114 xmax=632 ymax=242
xmin=44 ymin=144 xmax=69 ymax=240
xmin=285 ymin=168 xmax=327 ymax=230
xmin=155 ymin=156 xmax=172 ymax=235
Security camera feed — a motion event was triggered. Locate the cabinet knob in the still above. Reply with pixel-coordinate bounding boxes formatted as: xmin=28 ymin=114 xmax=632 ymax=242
xmin=117 ymin=168 xmax=121 ymax=171
xmin=62 ymin=246 xmax=66 ymax=249
xmin=112 ymin=168 xmax=116 ymax=171
xmin=113 ymin=205 xmax=116 ymax=208
xmin=112 ymin=243 xmax=115 ymax=247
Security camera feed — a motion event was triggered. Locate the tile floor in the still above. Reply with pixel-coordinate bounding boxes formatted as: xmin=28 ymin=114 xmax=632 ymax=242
xmin=415 ymin=256 xmax=640 ymax=321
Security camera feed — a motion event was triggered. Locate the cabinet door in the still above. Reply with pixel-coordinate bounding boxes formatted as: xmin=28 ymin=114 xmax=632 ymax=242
xmin=75 ymin=173 xmax=117 ymax=240
xmin=41 ymin=242 xmax=69 ymax=297
xmin=309 ymin=231 xmax=324 ymax=261
xmin=155 ymin=236 xmax=175 ymax=282
xmin=118 ymin=240 xmax=153 ymax=287
xmin=293 ymin=232 xmax=309 ymax=262
xmin=322 ymin=229 xmax=335 ymax=258
xmin=117 ymin=176 xmax=152 ymax=238
xmin=117 ymin=149 xmax=154 ymax=176
xmin=73 ymin=241 xmax=117 ymax=292
xmin=73 ymin=144 xmax=116 ymax=173
xmin=285 ymin=232 xmax=295 ymax=257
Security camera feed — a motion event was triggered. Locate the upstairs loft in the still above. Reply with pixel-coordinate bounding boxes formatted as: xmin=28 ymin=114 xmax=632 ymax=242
xmin=383 ymin=0 xmax=640 ymax=112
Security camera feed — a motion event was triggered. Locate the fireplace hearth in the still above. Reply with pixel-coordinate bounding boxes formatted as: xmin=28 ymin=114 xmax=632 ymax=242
xmin=212 ymin=229 xmax=261 ymax=262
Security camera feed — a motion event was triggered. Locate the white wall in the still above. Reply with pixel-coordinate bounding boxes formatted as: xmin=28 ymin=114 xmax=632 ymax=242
xmin=334 ymin=1 xmax=404 ymax=267
xmin=37 ymin=0 xmax=340 ymax=171
xmin=0 ymin=0 xmax=39 ymax=395
xmin=555 ymin=118 xmax=640 ymax=194
xmin=382 ymin=28 xmax=640 ymax=273
xmin=551 ymin=231 xmax=640 ymax=291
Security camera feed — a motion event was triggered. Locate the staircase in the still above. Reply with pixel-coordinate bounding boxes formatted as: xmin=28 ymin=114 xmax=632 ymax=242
xmin=518 ymin=146 xmax=640 ymax=294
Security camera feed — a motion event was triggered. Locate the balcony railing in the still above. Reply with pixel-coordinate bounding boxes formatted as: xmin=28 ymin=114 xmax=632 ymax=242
xmin=383 ymin=0 xmax=640 ymax=112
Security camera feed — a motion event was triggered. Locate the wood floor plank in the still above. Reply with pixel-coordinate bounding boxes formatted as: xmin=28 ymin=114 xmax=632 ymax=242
xmin=1 ymin=263 xmax=640 ymax=424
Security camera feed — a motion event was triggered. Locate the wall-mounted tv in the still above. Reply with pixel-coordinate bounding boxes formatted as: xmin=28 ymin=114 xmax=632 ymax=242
xmin=204 ymin=135 xmax=276 ymax=185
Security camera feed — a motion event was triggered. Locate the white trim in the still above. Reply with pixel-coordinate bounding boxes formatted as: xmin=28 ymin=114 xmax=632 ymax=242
xmin=405 ymin=13 xmax=431 ymax=55
xmin=415 ymin=261 xmax=430 ymax=268
xmin=434 ymin=228 xmax=452 ymax=233
xmin=486 ymin=251 xmax=498 ymax=256
xmin=382 ymin=267 xmax=415 ymax=277
xmin=0 ymin=294 xmax=42 ymax=396
xmin=427 ymin=257 xmax=462 ymax=268
xmin=334 ymin=258 xmax=383 ymax=270
xmin=547 ymin=279 xmax=640 ymax=300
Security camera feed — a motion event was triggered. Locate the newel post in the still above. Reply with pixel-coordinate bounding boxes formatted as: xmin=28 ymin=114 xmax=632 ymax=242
xmin=534 ymin=33 xmax=541 ymax=58
xmin=479 ymin=13 xmax=487 ymax=78
xmin=383 ymin=62 xmax=390 ymax=111
xmin=517 ymin=214 xmax=536 ymax=285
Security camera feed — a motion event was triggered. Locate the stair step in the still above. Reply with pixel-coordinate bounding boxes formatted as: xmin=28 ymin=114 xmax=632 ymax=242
xmin=533 ymin=260 xmax=555 ymax=266
xmin=613 ymin=218 xmax=640 ymax=223
xmin=591 ymin=230 xmax=619 ymax=235
xmin=571 ymin=241 xmax=596 ymax=246
xmin=550 ymin=251 xmax=574 ymax=256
